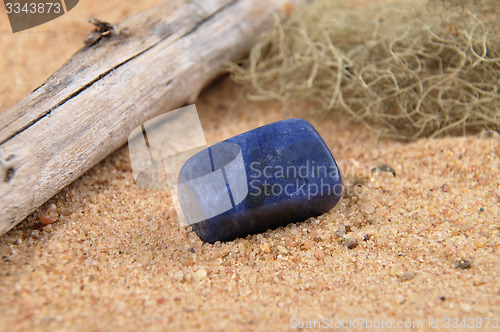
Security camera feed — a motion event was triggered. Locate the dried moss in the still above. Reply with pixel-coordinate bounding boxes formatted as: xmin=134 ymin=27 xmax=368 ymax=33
xmin=228 ymin=0 xmax=500 ymax=140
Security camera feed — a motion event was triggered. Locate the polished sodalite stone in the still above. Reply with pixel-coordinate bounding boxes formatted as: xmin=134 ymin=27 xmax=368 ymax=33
xmin=177 ymin=118 xmax=342 ymax=243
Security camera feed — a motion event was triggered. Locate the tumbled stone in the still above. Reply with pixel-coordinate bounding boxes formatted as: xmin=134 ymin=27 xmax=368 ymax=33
xmin=178 ymin=118 xmax=342 ymax=243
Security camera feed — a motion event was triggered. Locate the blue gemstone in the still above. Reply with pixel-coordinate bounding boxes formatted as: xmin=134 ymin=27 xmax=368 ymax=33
xmin=178 ymin=118 xmax=342 ymax=243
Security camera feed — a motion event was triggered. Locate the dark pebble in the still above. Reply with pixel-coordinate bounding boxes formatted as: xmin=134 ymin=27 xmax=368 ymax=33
xmin=372 ymin=164 xmax=396 ymax=176
xmin=178 ymin=119 xmax=342 ymax=243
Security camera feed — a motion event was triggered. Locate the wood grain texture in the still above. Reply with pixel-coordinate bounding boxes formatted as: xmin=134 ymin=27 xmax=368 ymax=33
xmin=0 ymin=0 xmax=298 ymax=236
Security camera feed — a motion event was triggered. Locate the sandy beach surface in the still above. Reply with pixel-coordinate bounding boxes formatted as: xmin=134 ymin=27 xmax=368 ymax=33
xmin=1 ymin=1 xmax=499 ymax=331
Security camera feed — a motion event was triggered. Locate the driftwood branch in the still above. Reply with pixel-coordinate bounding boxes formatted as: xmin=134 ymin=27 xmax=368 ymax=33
xmin=0 ymin=0 xmax=297 ymax=236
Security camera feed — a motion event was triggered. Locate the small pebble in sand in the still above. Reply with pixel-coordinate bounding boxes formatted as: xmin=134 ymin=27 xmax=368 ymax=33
xmin=40 ymin=215 xmax=57 ymax=225
xmin=277 ymin=245 xmax=288 ymax=254
xmin=472 ymin=275 xmax=487 ymax=286
xmin=456 ymin=258 xmax=471 ymax=269
xmin=194 ymin=269 xmax=207 ymax=281
xmin=475 ymin=237 xmax=487 ymax=248
xmin=372 ymin=164 xmax=396 ymax=176
xmin=181 ymin=256 xmax=195 ymax=267
xmin=301 ymin=240 xmax=314 ymax=250
xmin=440 ymin=183 xmax=450 ymax=192
xmin=59 ymin=207 xmax=74 ymax=216
xmin=148 ymin=218 xmax=159 ymax=231
xmin=341 ymin=238 xmax=358 ymax=249
xmin=334 ymin=225 xmax=346 ymax=237
xmin=178 ymin=119 xmax=342 ymax=243
xmin=260 ymin=243 xmax=270 ymax=253
xmin=364 ymin=204 xmax=375 ymax=214
xmin=314 ymin=248 xmax=325 ymax=260
xmin=48 ymin=203 xmax=58 ymax=214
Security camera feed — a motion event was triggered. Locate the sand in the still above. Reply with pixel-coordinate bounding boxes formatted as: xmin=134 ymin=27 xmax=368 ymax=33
xmin=1 ymin=1 xmax=499 ymax=331
xmin=0 ymin=0 xmax=163 ymax=113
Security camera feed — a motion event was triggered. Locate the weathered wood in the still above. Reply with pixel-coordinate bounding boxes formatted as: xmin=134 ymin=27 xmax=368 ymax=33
xmin=0 ymin=0 xmax=297 ymax=236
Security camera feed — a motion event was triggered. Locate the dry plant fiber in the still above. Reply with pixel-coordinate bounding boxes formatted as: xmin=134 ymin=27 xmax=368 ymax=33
xmin=228 ymin=0 xmax=500 ymax=140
